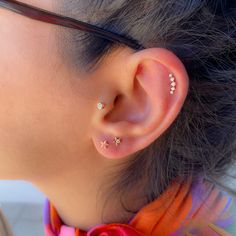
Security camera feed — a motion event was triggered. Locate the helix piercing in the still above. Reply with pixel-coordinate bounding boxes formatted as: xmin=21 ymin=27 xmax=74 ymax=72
xmin=169 ymin=74 xmax=176 ymax=95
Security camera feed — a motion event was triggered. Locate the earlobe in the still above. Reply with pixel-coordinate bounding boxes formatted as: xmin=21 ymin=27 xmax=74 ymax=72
xmin=91 ymin=48 xmax=189 ymax=159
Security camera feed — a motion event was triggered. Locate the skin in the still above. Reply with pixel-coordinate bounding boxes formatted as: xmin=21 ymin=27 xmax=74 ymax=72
xmin=0 ymin=0 xmax=189 ymax=231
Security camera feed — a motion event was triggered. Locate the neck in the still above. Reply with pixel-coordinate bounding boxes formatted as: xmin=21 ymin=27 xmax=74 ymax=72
xmin=33 ymin=157 xmax=145 ymax=231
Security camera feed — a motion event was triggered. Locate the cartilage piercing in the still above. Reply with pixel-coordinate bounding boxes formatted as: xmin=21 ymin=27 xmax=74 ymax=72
xmin=97 ymin=102 xmax=106 ymax=110
xmin=169 ymin=74 xmax=176 ymax=95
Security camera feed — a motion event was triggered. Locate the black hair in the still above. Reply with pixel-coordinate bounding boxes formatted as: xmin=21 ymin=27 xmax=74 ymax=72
xmin=58 ymin=0 xmax=236 ymax=223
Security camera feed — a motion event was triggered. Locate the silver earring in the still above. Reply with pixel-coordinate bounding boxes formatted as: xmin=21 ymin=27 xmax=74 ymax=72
xmin=113 ymin=137 xmax=122 ymax=146
xmin=169 ymin=74 xmax=176 ymax=95
xmin=97 ymin=102 xmax=106 ymax=110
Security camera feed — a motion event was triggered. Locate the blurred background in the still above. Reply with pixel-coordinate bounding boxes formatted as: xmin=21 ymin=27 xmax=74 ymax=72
xmin=0 ymin=181 xmax=45 ymax=236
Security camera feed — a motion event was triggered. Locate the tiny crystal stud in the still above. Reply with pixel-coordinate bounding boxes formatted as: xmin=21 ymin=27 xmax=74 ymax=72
xmin=97 ymin=102 xmax=106 ymax=110
xmin=169 ymin=73 xmax=176 ymax=95
xmin=100 ymin=140 xmax=109 ymax=149
xmin=113 ymin=137 xmax=122 ymax=146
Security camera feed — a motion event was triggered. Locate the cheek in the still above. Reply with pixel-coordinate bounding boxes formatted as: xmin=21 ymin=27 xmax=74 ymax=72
xmin=0 ymin=10 xmax=55 ymax=146
xmin=0 ymin=9 xmax=56 ymax=75
xmin=0 ymin=12 xmax=93 ymax=177
xmin=0 ymin=59 xmax=92 ymax=179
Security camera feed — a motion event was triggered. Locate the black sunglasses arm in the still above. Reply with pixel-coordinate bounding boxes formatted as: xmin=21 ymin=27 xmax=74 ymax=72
xmin=0 ymin=0 xmax=145 ymax=50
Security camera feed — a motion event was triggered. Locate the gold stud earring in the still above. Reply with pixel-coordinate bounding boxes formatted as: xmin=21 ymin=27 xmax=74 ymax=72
xmin=113 ymin=137 xmax=122 ymax=146
xmin=169 ymin=74 xmax=176 ymax=95
xmin=97 ymin=102 xmax=106 ymax=110
xmin=100 ymin=140 xmax=109 ymax=149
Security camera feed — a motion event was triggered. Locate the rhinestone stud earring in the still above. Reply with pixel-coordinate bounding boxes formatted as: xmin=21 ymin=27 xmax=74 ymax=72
xmin=113 ymin=137 xmax=122 ymax=146
xmin=97 ymin=102 xmax=106 ymax=110
xmin=169 ymin=74 xmax=176 ymax=95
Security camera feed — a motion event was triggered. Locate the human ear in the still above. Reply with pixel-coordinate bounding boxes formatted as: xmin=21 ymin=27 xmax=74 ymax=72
xmin=91 ymin=48 xmax=189 ymax=159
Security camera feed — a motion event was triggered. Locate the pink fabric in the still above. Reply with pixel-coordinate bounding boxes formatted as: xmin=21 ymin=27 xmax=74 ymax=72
xmin=59 ymin=226 xmax=76 ymax=236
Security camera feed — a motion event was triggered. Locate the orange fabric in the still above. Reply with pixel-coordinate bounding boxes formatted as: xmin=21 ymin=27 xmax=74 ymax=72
xmin=129 ymin=178 xmax=192 ymax=235
xmin=44 ymin=177 xmax=236 ymax=236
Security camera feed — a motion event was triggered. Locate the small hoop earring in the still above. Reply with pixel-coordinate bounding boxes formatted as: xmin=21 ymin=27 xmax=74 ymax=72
xmin=97 ymin=102 xmax=106 ymax=110
xmin=169 ymin=74 xmax=176 ymax=95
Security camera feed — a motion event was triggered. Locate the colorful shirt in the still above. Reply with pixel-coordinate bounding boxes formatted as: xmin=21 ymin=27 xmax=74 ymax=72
xmin=43 ymin=177 xmax=236 ymax=235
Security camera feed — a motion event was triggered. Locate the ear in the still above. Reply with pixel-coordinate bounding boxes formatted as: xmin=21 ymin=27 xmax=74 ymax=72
xmin=91 ymin=48 xmax=189 ymax=159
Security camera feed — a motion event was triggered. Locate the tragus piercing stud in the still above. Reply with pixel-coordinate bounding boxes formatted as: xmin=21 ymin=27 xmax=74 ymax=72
xmin=169 ymin=74 xmax=176 ymax=95
xmin=113 ymin=137 xmax=122 ymax=146
xmin=97 ymin=102 xmax=106 ymax=110
xmin=100 ymin=140 xmax=109 ymax=149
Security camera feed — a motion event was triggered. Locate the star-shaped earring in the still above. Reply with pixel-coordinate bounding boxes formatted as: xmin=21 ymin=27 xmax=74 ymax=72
xmin=100 ymin=140 xmax=109 ymax=149
xmin=113 ymin=137 xmax=122 ymax=146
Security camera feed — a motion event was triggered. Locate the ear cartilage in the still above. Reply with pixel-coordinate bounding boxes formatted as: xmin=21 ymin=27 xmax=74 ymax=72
xmin=169 ymin=74 xmax=176 ymax=95
xmin=113 ymin=137 xmax=122 ymax=147
xmin=97 ymin=102 xmax=106 ymax=110
xmin=100 ymin=140 xmax=109 ymax=149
